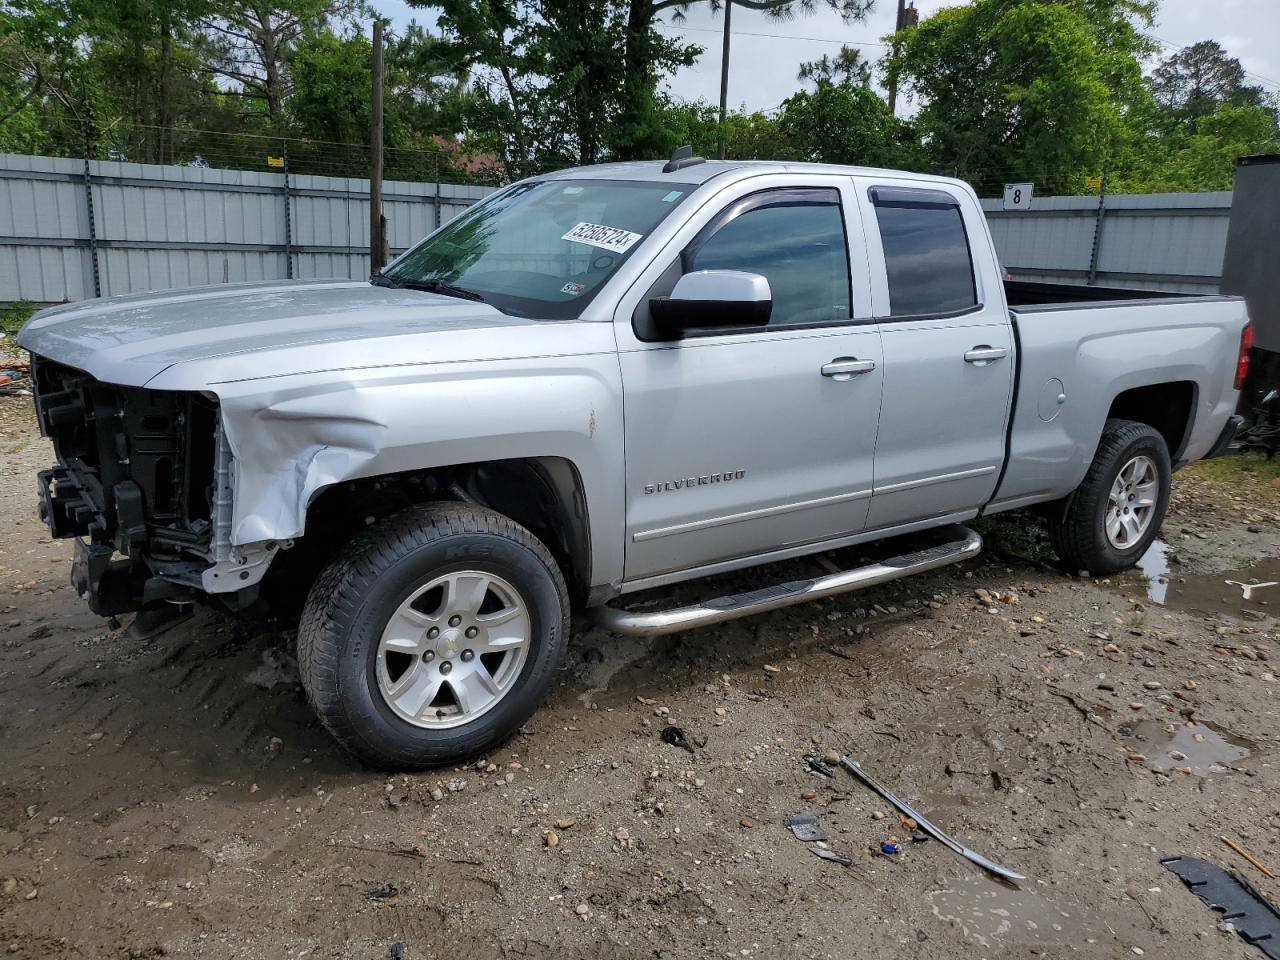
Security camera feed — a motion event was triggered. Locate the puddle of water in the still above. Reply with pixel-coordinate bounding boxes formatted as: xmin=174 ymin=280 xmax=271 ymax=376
xmin=1134 ymin=541 xmax=1280 ymax=617
xmin=1119 ymin=719 xmax=1252 ymax=776
xmin=1136 ymin=539 xmax=1171 ymax=604
xmin=928 ymin=875 xmax=1104 ymax=948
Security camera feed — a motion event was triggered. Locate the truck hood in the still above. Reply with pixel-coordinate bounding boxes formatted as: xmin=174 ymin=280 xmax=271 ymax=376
xmin=17 ymin=279 xmax=541 ymax=386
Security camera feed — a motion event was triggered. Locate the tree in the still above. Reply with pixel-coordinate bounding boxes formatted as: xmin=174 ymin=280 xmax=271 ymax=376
xmin=419 ymin=0 xmax=877 ymax=165
xmin=1151 ymin=40 xmax=1265 ymax=129
xmin=884 ymin=0 xmax=1157 ymax=194
xmin=778 ymin=82 xmax=902 ymax=166
xmin=198 ymin=1 xmax=364 ymax=126
xmin=0 ymin=0 xmax=84 ymax=151
xmin=429 ymin=0 xmax=698 ymax=176
xmin=797 ymin=44 xmax=870 ymax=89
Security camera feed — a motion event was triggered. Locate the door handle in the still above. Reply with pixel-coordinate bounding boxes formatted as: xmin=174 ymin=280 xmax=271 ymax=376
xmin=963 ymin=346 xmax=1008 ymax=365
xmin=821 ymin=358 xmax=876 ymax=379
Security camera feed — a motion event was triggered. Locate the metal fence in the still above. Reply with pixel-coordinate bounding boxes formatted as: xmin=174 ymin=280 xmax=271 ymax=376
xmin=0 ymin=151 xmax=1237 ymax=304
xmin=0 ymin=153 xmax=496 ymax=304
xmin=980 ymin=191 xmax=1232 ymax=295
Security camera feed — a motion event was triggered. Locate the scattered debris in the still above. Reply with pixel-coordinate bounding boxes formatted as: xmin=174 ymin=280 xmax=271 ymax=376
xmin=809 ymin=846 xmax=853 ymax=867
xmin=1162 ymin=855 xmax=1280 ymax=959
xmin=390 ymin=944 xmax=405 ymax=960
xmin=1225 ymin=579 xmax=1278 ymax=601
xmin=880 ymin=841 xmax=901 ymax=855
xmin=785 ymin=814 xmax=827 ymax=842
xmin=837 ymin=753 xmax=1025 ymax=882
xmin=366 ymin=884 xmax=399 ymax=903
xmin=660 ymin=725 xmax=695 ymax=754
xmin=1222 ymin=836 xmax=1276 ymax=879
xmin=805 ymin=756 xmax=836 ymax=779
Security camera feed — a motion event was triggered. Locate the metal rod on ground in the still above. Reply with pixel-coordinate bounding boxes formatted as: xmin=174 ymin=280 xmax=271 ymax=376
xmin=716 ymin=0 xmax=732 ymax=161
xmin=369 ymin=19 xmax=385 ymax=277
xmin=838 ymin=754 xmax=1025 ymax=882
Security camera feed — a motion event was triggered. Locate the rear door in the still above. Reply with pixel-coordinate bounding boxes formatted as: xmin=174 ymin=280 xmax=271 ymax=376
xmin=855 ymin=181 xmax=1014 ymax=530
xmin=613 ymin=174 xmax=883 ymax=584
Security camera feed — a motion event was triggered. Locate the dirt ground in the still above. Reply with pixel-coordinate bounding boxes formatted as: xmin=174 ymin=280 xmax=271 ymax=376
xmin=1 ymin=386 xmax=1279 ymax=960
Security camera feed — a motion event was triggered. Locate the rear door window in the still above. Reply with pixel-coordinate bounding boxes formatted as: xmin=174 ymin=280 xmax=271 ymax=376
xmin=870 ymin=187 xmax=977 ymax=317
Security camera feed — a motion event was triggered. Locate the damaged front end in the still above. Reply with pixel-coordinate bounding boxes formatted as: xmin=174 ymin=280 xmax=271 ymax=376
xmin=32 ymin=357 xmax=273 ymax=616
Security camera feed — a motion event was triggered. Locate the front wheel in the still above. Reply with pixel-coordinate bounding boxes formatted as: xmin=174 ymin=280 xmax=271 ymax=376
xmin=297 ymin=503 xmax=569 ymax=770
xmin=1046 ymin=419 xmax=1171 ymax=576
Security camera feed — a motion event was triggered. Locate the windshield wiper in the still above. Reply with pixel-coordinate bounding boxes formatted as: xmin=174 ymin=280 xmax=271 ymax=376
xmin=374 ymin=272 xmax=487 ymax=304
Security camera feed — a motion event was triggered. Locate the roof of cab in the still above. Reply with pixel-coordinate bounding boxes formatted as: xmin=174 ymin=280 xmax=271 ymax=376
xmin=539 ymin=158 xmax=971 ymax=192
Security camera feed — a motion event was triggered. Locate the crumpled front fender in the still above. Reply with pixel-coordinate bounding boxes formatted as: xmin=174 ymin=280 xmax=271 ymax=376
xmin=201 ymin=348 xmax=626 ymax=592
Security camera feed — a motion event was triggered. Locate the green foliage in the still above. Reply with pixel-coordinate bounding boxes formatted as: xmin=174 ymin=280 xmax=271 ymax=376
xmin=0 ymin=0 xmax=1275 ymax=198
xmin=429 ymin=0 xmax=700 ymax=176
xmin=1151 ymin=40 xmax=1266 ymax=127
xmin=885 ymin=0 xmax=1158 ymax=194
xmin=777 ymin=83 xmax=902 ymax=166
xmin=0 ymin=299 xmax=35 ymax=335
xmin=1111 ymin=103 xmax=1280 ymax=193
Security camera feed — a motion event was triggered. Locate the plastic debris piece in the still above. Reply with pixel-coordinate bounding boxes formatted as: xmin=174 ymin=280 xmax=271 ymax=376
xmin=880 ymin=841 xmax=901 ymax=855
xmin=805 ymin=756 xmax=836 ymax=779
xmin=1162 ymin=855 xmax=1280 ymax=959
xmin=785 ymin=814 xmax=828 ymax=842
xmin=660 ymin=725 xmax=695 ymax=754
xmin=809 ymin=846 xmax=853 ymax=867
xmin=366 ymin=883 xmax=399 ymax=903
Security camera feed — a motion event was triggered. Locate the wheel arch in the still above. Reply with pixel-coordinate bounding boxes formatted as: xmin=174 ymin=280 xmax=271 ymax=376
xmin=1104 ymin=380 xmax=1197 ymax=462
xmin=288 ymin=456 xmax=594 ymax=608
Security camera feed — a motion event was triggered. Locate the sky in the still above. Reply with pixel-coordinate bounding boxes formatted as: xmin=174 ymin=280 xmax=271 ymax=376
xmin=379 ymin=0 xmax=1280 ymax=117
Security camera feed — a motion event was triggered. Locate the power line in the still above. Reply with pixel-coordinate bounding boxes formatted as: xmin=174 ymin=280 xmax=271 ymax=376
xmin=657 ymin=22 xmax=1280 ymax=92
xmin=656 ymin=21 xmax=890 ymax=50
xmin=1147 ymin=34 xmax=1280 ymax=91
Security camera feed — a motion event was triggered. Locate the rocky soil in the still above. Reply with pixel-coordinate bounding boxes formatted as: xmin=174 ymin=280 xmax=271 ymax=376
xmin=1 ymin=391 xmax=1278 ymax=960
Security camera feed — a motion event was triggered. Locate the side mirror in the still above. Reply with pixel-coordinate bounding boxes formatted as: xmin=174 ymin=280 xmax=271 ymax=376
xmin=649 ymin=270 xmax=771 ymax=336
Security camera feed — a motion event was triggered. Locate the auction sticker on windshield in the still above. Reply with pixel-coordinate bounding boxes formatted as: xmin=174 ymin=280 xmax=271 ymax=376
xmin=561 ymin=222 xmax=643 ymax=253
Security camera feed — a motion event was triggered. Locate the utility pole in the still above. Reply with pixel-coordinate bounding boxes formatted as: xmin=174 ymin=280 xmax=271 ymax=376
xmin=886 ymin=0 xmax=917 ymax=116
xmin=369 ymin=19 xmax=385 ymax=277
xmin=717 ymin=0 xmax=732 ymax=160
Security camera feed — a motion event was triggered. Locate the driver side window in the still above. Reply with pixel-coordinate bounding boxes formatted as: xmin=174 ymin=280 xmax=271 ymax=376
xmin=688 ymin=191 xmax=852 ymax=328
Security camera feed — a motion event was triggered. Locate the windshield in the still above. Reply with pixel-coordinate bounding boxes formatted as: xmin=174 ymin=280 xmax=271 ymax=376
xmin=381 ymin=178 xmax=694 ymax=320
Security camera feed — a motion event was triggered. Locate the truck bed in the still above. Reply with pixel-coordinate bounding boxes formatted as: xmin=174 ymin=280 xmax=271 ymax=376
xmin=1004 ymin=278 xmax=1197 ymax=309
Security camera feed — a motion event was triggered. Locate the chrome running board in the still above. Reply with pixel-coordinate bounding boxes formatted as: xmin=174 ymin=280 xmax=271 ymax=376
xmin=590 ymin=525 xmax=983 ymax=637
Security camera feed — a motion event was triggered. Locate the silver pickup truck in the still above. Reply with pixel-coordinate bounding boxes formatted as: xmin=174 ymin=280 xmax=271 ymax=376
xmin=19 ymin=153 xmax=1250 ymax=769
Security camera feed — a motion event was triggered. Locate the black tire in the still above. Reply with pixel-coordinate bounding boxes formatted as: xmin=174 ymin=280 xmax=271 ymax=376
xmin=297 ymin=502 xmax=569 ymax=770
xmin=1047 ymin=418 xmax=1171 ymax=576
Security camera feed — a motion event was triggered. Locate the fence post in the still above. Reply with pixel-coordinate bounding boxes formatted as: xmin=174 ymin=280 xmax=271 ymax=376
xmin=1086 ymin=161 xmax=1110 ymax=286
xmin=82 ymin=154 xmax=101 ymax=298
xmin=282 ymin=144 xmax=293 ymax=280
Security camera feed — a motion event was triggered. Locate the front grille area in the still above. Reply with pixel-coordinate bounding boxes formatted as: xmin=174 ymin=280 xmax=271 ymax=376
xmin=33 ymin=357 xmax=218 ymax=563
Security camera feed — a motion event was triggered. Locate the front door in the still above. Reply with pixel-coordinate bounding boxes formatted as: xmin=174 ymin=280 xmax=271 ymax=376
xmin=616 ymin=178 xmax=884 ymax=583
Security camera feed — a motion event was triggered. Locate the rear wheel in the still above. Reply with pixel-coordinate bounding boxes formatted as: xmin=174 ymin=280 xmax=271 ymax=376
xmin=1047 ymin=419 xmax=1171 ymax=575
xmin=298 ymin=502 xmax=569 ymax=770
